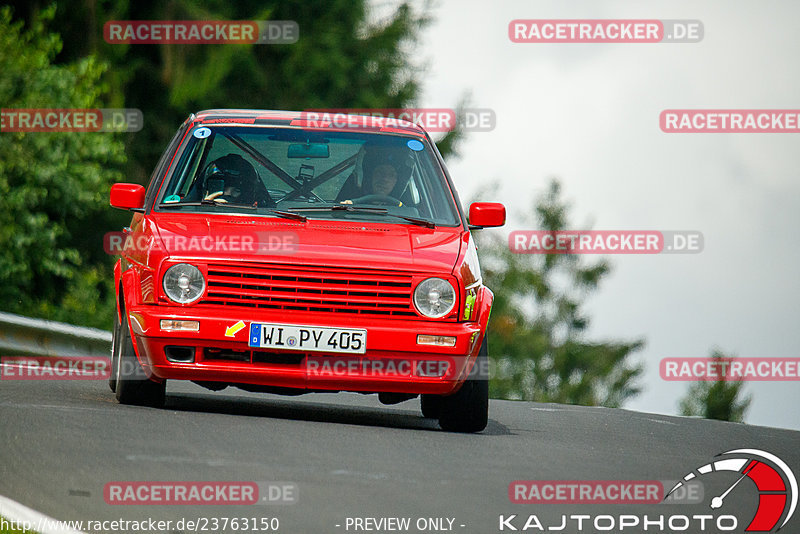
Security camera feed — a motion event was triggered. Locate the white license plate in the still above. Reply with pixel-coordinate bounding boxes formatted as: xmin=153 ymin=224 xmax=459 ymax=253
xmin=248 ymin=323 xmax=367 ymax=354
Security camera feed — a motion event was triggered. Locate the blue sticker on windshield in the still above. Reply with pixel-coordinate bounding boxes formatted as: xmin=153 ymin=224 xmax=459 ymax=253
xmin=193 ymin=127 xmax=211 ymax=139
xmin=407 ymin=139 xmax=424 ymax=151
xmin=164 ymin=194 xmax=181 ymax=203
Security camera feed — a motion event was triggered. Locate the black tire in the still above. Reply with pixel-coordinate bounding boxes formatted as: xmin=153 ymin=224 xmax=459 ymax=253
xmin=420 ymin=394 xmax=443 ymax=419
xmin=438 ymin=336 xmax=489 ymax=433
xmin=115 ymin=313 xmax=166 ymax=407
xmin=108 ymin=312 xmax=121 ymax=392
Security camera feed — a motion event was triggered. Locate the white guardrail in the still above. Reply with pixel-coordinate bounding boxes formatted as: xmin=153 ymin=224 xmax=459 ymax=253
xmin=0 ymin=311 xmax=111 ymax=359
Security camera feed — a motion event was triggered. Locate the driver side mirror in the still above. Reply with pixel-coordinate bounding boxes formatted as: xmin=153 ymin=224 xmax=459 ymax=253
xmin=468 ymin=202 xmax=506 ymax=228
xmin=110 ymin=183 xmax=146 ymax=211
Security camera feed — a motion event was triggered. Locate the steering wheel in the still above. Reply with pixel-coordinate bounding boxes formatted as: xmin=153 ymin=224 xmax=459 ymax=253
xmin=352 ymin=194 xmax=403 ymax=207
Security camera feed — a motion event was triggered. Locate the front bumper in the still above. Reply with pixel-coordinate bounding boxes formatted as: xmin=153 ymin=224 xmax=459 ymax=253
xmin=127 ymin=305 xmax=486 ymax=395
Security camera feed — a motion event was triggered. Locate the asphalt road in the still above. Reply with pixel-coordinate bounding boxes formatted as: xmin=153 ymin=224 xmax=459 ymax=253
xmin=1 ymin=379 xmax=798 ymax=534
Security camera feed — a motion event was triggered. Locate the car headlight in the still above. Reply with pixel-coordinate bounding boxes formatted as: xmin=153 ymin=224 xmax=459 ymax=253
xmin=413 ymin=277 xmax=456 ymax=318
xmin=163 ymin=263 xmax=205 ymax=304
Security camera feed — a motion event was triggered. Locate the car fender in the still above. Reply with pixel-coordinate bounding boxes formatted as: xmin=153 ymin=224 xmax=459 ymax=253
xmin=119 ymin=264 xmax=150 ymax=367
xmin=471 ymin=285 xmax=493 ymax=355
xmin=476 ymin=285 xmax=494 ymax=335
xmin=450 ymin=285 xmax=494 ymax=388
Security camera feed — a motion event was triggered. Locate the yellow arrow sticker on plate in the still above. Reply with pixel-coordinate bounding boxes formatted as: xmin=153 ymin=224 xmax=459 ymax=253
xmin=225 ymin=320 xmax=246 ymax=337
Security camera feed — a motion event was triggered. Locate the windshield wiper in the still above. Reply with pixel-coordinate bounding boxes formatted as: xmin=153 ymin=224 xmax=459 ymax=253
xmin=289 ymin=204 xmax=384 ymax=213
xmin=159 ymin=200 xmax=256 ymax=210
xmin=288 ymin=205 xmax=436 ymax=228
xmin=386 ymin=214 xmax=436 ymax=229
xmin=158 ymin=202 xmax=305 ymax=221
xmin=265 ymin=209 xmax=307 ymax=222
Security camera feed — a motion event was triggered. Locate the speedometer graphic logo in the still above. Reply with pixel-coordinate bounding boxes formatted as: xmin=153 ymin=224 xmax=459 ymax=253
xmin=666 ymin=449 xmax=797 ymax=532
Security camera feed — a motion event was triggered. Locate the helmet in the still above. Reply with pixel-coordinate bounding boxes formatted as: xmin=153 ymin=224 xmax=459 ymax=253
xmin=203 ymin=154 xmax=258 ymax=202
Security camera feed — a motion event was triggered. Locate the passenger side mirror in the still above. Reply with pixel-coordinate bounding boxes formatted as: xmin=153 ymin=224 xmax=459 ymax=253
xmin=468 ymin=202 xmax=506 ymax=228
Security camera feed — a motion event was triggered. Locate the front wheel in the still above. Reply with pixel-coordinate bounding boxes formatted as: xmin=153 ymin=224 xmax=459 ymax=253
xmin=437 ymin=336 xmax=489 ymax=433
xmin=108 ymin=312 xmax=120 ymax=392
xmin=114 ymin=312 xmax=165 ymax=407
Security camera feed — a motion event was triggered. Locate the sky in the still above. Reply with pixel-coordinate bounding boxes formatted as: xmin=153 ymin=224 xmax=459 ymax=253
xmin=378 ymin=0 xmax=800 ymax=430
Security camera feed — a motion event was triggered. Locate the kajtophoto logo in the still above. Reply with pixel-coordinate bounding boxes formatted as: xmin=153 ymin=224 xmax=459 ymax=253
xmin=498 ymin=449 xmax=796 ymax=532
xmin=666 ymin=449 xmax=797 ymax=532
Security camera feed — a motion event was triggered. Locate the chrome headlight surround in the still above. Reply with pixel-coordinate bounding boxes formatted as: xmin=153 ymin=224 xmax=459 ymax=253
xmin=162 ymin=263 xmax=205 ymax=304
xmin=413 ymin=277 xmax=457 ymax=319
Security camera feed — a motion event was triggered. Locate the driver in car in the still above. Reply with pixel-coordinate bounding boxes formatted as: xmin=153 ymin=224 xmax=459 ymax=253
xmin=366 ymin=163 xmax=399 ymax=197
xmin=203 ymin=153 xmax=268 ymax=206
xmin=340 ymin=148 xmax=408 ymax=206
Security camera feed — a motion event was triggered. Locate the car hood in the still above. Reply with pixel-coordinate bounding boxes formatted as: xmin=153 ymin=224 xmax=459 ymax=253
xmin=150 ymin=214 xmax=463 ymax=273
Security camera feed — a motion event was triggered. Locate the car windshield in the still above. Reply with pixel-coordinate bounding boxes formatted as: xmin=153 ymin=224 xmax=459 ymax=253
xmin=155 ymin=125 xmax=460 ymax=226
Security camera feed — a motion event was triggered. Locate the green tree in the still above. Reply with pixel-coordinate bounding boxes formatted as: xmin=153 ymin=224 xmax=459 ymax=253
xmin=679 ymin=350 xmax=752 ymax=422
xmin=6 ymin=0 xmax=457 ymax=183
xmin=2 ymin=1 xmax=461 ymax=328
xmin=474 ymin=179 xmax=645 ymax=406
xmin=0 ymin=6 xmax=125 ymax=327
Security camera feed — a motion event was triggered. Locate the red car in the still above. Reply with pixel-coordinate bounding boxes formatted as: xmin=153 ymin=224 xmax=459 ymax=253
xmin=108 ymin=109 xmax=505 ymax=432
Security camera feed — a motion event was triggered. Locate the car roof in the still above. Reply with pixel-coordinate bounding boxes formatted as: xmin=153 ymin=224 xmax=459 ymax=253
xmin=192 ymin=109 xmax=427 ymax=137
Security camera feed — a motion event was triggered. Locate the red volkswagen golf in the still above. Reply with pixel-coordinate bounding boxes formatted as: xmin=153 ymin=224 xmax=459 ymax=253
xmin=109 ymin=109 xmax=505 ymax=432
